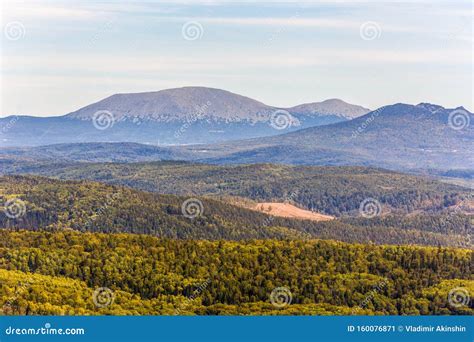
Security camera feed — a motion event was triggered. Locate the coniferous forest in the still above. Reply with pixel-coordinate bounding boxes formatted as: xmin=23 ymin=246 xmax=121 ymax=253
xmin=0 ymin=165 xmax=472 ymax=316
xmin=1 ymin=231 xmax=472 ymax=315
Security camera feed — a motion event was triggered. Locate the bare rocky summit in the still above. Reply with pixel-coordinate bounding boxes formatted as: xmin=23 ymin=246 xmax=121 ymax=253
xmin=66 ymin=86 xmax=369 ymax=123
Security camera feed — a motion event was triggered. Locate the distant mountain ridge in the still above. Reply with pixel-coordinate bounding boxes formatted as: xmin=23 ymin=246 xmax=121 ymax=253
xmin=289 ymin=98 xmax=370 ymax=119
xmin=65 ymin=87 xmax=370 ymax=122
xmin=0 ymin=101 xmax=472 ymax=176
xmin=1 ymin=89 xmax=472 ymax=176
xmin=174 ymin=102 xmax=474 ymax=172
xmin=66 ymin=87 xmax=273 ymax=123
xmin=0 ymin=87 xmax=370 ymax=147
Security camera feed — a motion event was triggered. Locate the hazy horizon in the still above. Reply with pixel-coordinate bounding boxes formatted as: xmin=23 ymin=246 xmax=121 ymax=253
xmin=1 ymin=0 xmax=473 ymax=117
xmin=1 ymin=85 xmax=474 ymax=119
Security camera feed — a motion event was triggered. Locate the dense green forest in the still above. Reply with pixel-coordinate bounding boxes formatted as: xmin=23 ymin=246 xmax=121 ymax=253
xmin=0 ymin=175 xmax=470 ymax=247
xmin=0 ymin=230 xmax=472 ymax=315
xmin=0 ymin=167 xmax=471 ymax=316
xmin=1 ymin=161 xmax=470 ymax=216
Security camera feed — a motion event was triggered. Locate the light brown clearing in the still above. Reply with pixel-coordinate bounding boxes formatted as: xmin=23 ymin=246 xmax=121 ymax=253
xmin=253 ymin=202 xmax=335 ymax=222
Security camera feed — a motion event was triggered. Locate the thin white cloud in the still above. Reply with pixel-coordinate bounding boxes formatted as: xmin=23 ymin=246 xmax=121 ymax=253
xmin=2 ymin=2 xmax=101 ymax=20
xmin=192 ymin=16 xmax=357 ymax=29
xmin=138 ymin=15 xmax=471 ymax=38
xmin=3 ymin=47 xmax=470 ymax=77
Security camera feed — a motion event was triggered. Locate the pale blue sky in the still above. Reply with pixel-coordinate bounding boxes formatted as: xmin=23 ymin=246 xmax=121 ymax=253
xmin=1 ymin=0 xmax=472 ymax=116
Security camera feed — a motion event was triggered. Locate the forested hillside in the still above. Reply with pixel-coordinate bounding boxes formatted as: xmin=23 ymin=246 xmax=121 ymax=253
xmin=1 ymin=162 xmax=469 ymax=216
xmin=1 ymin=231 xmax=472 ymax=315
xmin=0 ymin=175 xmax=470 ymax=247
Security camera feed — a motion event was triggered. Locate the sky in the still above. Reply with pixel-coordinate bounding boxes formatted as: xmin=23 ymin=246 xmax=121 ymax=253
xmin=0 ymin=0 xmax=472 ymax=117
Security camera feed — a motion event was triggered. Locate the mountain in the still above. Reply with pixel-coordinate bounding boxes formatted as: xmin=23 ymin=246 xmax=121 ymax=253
xmin=2 ymin=97 xmax=471 ymax=175
xmin=175 ymin=103 xmax=473 ymax=172
xmin=288 ymin=98 xmax=370 ymax=119
xmin=67 ymin=88 xmax=369 ymax=123
xmin=66 ymin=87 xmax=273 ymax=123
xmin=0 ymin=87 xmax=369 ymax=147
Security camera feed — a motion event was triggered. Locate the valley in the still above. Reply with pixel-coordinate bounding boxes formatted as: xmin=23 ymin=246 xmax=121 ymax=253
xmin=1 ymin=175 xmax=470 ymax=247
